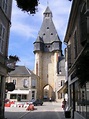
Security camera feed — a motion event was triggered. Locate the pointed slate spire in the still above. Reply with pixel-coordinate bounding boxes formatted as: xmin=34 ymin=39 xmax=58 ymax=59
xmin=43 ymin=6 xmax=52 ymax=18
xmin=34 ymin=6 xmax=62 ymax=53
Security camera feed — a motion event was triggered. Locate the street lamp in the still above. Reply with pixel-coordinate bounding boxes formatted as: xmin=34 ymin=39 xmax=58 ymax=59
xmin=59 ymin=70 xmax=62 ymax=74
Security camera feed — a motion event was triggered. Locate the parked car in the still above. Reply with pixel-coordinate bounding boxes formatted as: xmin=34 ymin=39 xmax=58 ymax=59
xmin=29 ymin=99 xmax=35 ymax=104
xmin=33 ymin=99 xmax=43 ymax=106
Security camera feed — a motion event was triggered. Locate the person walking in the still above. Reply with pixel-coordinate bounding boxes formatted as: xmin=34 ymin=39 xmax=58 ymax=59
xmin=62 ymin=98 xmax=67 ymax=112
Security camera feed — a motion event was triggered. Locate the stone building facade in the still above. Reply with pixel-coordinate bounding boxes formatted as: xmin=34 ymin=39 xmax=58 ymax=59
xmin=0 ymin=0 xmax=12 ymax=119
xmin=34 ymin=6 xmax=66 ymax=101
xmin=6 ymin=66 xmax=40 ymax=102
xmin=64 ymin=0 xmax=89 ymax=119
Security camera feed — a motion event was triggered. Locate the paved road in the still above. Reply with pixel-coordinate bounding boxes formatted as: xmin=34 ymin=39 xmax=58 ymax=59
xmin=5 ymin=102 xmax=71 ymax=119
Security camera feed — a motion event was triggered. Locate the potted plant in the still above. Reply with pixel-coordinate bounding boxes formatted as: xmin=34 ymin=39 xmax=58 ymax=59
xmin=9 ymin=55 xmax=19 ymax=62
xmin=15 ymin=0 xmax=39 ymax=14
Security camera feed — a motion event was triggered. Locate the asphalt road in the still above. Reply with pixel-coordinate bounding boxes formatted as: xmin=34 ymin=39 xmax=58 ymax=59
xmin=5 ymin=102 xmax=70 ymax=119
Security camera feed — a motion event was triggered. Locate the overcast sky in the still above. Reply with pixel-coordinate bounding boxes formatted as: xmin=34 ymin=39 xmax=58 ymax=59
xmin=8 ymin=0 xmax=72 ymax=70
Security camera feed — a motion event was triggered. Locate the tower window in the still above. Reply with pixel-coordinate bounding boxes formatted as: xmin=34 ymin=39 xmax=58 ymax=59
xmin=47 ymin=27 xmax=49 ymax=29
xmin=45 ymin=14 xmax=49 ymax=17
xmin=45 ymin=45 xmax=50 ymax=48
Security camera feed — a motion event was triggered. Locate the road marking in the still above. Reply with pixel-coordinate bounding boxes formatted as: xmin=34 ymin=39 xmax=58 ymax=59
xmin=19 ymin=111 xmax=30 ymax=119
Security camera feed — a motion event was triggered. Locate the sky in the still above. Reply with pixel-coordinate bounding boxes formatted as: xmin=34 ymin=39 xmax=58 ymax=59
xmin=8 ymin=0 xmax=72 ymax=70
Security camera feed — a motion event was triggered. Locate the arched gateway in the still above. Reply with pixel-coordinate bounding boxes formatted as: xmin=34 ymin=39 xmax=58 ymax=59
xmin=33 ymin=6 xmax=62 ymax=100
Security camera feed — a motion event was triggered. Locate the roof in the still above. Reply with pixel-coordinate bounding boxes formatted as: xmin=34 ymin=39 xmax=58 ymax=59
xmin=43 ymin=6 xmax=52 ymax=14
xmin=8 ymin=66 xmax=35 ymax=77
xmin=36 ymin=6 xmax=61 ymax=44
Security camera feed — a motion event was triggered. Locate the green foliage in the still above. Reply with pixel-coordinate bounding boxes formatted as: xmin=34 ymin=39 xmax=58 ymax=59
xmin=15 ymin=0 xmax=39 ymax=14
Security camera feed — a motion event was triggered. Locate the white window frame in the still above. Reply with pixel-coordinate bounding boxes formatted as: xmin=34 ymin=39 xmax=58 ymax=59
xmin=0 ymin=23 xmax=5 ymax=53
xmin=23 ymin=79 xmax=29 ymax=88
xmin=32 ymin=79 xmax=36 ymax=88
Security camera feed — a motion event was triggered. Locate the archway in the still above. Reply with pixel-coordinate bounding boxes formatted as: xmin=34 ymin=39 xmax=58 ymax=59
xmin=43 ymin=84 xmax=55 ymax=101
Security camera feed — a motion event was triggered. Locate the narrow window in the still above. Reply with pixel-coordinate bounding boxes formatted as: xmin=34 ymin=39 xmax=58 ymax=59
xmin=32 ymin=91 xmax=35 ymax=99
xmin=0 ymin=23 xmax=5 ymax=53
xmin=74 ymin=31 xmax=78 ymax=58
xmin=13 ymin=79 xmax=16 ymax=85
xmin=23 ymin=79 xmax=29 ymax=88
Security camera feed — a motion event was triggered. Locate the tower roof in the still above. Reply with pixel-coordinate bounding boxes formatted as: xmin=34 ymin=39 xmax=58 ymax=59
xmin=43 ymin=6 xmax=52 ymax=14
xmin=36 ymin=6 xmax=61 ymax=44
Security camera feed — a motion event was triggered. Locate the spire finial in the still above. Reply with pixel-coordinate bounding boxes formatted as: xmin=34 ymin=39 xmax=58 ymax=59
xmin=47 ymin=1 xmax=49 ymax=6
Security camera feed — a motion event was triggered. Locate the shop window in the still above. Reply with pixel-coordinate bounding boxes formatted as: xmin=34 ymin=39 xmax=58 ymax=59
xmin=10 ymin=94 xmax=17 ymax=99
xmin=22 ymin=94 xmax=27 ymax=99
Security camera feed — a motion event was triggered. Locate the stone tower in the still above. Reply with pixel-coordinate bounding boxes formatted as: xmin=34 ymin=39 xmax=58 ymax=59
xmin=33 ymin=6 xmax=62 ymax=100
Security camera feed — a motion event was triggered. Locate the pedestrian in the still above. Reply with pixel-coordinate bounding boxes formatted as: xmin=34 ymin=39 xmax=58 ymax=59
xmin=62 ymin=98 xmax=67 ymax=112
xmin=49 ymin=97 xmax=52 ymax=102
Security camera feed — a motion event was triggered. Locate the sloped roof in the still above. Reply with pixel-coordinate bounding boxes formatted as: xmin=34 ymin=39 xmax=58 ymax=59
xmin=8 ymin=66 xmax=35 ymax=77
xmin=36 ymin=6 xmax=61 ymax=44
xmin=43 ymin=6 xmax=52 ymax=14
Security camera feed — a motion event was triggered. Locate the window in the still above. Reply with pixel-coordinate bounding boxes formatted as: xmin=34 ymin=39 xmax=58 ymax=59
xmin=67 ymin=45 xmax=71 ymax=68
xmin=32 ymin=91 xmax=35 ymax=99
xmin=23 ymin=79 xmax=29 ymax=88
xmin=74 ymin=31 xmax=78 ymax=58
xmin=47 ymin=27 xmax=49 ymax=29
xmin=51 ymin=33 xmax=53 ymax=35
xmin=0 ymin=23 xmax=5 ymax=53
xmin=45 ymin=13 xmax=49 ymax=17
xmin=10 ymin=94 xmax=17 ymax=99
xmin=2 ymin=0 xmax=8 ymax=13
xmin=13 ymin=79 xmax=16 ymax=85
xmin=61 ymin=80 xmax=65 ymax=86
xmin=22 ymin=94 xmax=27 ymax=99
xmin=32 ymin=79 xmax=36 ymax=88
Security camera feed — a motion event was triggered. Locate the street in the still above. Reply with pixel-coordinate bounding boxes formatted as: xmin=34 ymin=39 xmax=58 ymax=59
xmin=5 ymin=102 xmax=70 ymax=119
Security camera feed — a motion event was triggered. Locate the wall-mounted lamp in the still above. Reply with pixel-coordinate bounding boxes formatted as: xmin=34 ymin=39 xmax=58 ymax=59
xmin=59 ymin=70 xmax=62 ymax=74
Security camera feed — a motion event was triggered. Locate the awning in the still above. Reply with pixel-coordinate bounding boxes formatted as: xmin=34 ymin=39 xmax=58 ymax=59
xmin=8 ymin=90 xmax=30 ymax=94
xmin=57 ymin=81 xmax=68 ymax=93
